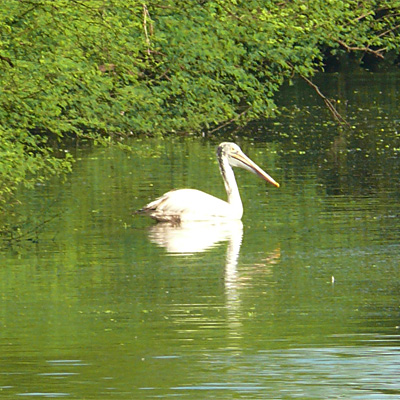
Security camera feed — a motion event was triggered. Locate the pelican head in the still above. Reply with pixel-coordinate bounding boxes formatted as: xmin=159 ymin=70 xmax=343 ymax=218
xmin=217 ymin=142 xmax=280 ymax=188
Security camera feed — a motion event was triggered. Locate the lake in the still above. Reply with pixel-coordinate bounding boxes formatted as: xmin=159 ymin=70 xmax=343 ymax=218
xmin=1 ymin=72 xmax=400 ymax=399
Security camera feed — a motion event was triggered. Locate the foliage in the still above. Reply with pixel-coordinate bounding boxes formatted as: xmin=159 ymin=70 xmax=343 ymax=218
xmin=0 ymin=127 xmax=73 ymax=205
xmin=0 ymin=0 xmax=400 ymax=213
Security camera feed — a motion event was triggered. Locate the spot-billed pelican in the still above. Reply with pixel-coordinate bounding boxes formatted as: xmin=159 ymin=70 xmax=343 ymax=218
xmin=139 ymin=142 xmax=279 ymax=223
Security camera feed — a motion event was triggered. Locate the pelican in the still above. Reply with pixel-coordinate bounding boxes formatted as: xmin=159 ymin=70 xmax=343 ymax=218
xmin=139 ymin=142 xmax=279 ymax=223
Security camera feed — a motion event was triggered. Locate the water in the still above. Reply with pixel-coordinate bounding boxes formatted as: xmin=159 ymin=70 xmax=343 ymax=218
xmin=1 ymin=72 xmax=400 ymax=399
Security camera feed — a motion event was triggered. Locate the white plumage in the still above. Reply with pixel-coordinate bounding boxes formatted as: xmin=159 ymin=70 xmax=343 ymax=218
xmin=139 ymin=142 xmax=279 ymax=223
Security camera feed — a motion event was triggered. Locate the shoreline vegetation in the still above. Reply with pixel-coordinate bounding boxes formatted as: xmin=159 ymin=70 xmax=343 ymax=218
xmin=1 ymin=0 xmax=399 ymax=227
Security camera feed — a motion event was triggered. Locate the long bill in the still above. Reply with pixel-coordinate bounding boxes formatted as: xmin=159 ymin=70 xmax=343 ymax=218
xmin=232 ymin=152 xmax=280 ymax=188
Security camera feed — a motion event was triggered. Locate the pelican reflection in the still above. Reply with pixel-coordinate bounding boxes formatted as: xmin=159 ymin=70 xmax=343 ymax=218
xmin=146 ymin=220 xmax=280 ymax=347
xmin=147 ymin=220 xmax=243 ymax=255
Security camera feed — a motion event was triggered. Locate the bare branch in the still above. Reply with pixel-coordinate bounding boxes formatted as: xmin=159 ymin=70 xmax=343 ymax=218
xmin=378 ymin=23 xmax=400 ymax=38
xmin=300 ymin=74 xmax=350 ymax=127
xmin=143 ymin=3 xmax=153 ymax=55
xmin=207 ymin=108 xmax=250 ymax=135
xmin=3 ymin=212 xmax=62 ymax=243
xmin=0 ymin=55 xmax=14 ymax=68
xmin=335 ymin=39 xmax=385 ymax=59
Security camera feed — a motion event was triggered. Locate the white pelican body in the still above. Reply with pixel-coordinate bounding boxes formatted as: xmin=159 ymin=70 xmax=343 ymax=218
xmin=140 ymin=142 xmax=279 ymax=223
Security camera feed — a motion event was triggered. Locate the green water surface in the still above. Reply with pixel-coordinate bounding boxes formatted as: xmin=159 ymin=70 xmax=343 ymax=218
xmin=1 ymin=72 xmax=399 ymax=399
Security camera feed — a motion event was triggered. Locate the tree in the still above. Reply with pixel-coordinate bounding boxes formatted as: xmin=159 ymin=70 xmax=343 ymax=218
xmin=1 ymin=0 xmax=399 ymax=216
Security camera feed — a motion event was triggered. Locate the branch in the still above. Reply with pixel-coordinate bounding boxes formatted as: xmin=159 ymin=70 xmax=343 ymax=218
xmin=207 ymin=108 xmax=250 ymax=135
xmin=378 ymin=23 xmax=400 ymax=38
xmin=300 ymin=74 xmax=350 ymax=127
xmin=286 ymin=62 xmax=349 ymax=126
xmin=0 ymin=55 xmax=14 ymax=68
xmin=143 ymin=3 xmax=153 ymax=55
xmin=335 ymin=39 xmax=385 ymax=59
xmin=3 ymin=212 xmax=62 ymax=243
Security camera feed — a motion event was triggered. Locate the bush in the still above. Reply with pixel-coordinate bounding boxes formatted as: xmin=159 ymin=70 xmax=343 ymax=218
xmin=0 ymin=0 xmax=399 ymax=213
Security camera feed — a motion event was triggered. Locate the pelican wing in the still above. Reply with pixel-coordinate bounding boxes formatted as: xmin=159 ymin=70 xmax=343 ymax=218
xmin=140 ymin=189 xmax=238 ymax=222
